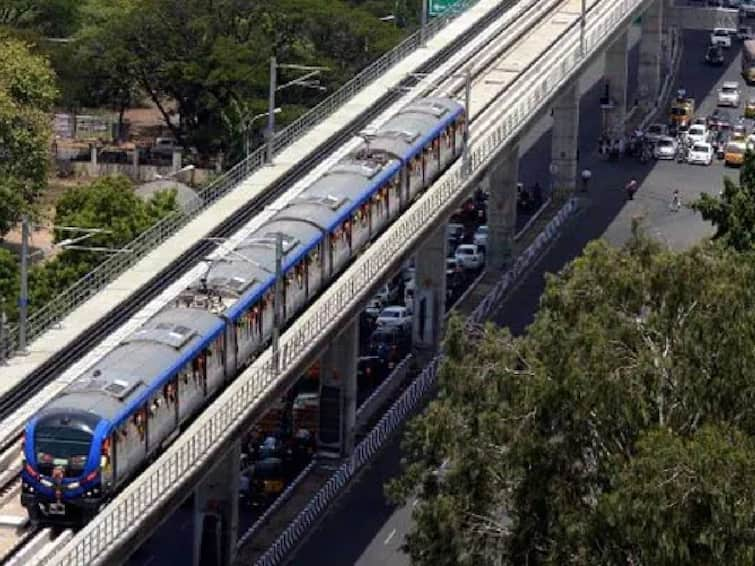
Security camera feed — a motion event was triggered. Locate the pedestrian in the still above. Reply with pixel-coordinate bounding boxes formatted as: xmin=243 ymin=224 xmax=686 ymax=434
xmin=670 ymin=189 xmax=681 ymax=212
xmin=581 ymin=168 xmax=592 ymax=192
xmin=625 ymin=177 xmax=638 ymax=200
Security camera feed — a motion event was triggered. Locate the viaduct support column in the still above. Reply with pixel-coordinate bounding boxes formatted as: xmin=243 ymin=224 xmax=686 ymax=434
xmin=194 ymin=440 xmax=240 ymax=566
xmin=412 ymin=225 xmax=447 ymax=358
xmin=317 ymin=318 xmax=358 ymax=457
xmin=487 ymin=142 xmax=519 ymax=272
xmin=637 ymin=0 xmax=664 ymax=113
xmin=550 ymin=82 xmax=580 ymax=201
xmin=603 ymin=30 xmax=628 ymax=139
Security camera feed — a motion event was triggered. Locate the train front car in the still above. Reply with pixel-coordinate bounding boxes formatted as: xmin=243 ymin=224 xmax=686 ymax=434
xmin=21 ymin=407 xmax=109 ymax=525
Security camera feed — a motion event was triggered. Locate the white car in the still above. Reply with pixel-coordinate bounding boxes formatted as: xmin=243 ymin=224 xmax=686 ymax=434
xmin=644 ymin=123 xmax=669 ymax=144
xmin=473 ymin=225 xmax=488 ymax=249
xmin=455 ymin=244 xmax=485 ymax=270
xmin=718 ymin=81 xmax=741 ymax=107
xmin=687 ymin=124 xmax=709 ymax=145
xmin=653 ymin=136 xmax=678 ymax=160
xmin=687 ymin=142 xmax=714 ymax=166
xmin=375 ymin=305 xmax=413 ymax=331
xmin=710 ymin=28 xmax=733 ymax=48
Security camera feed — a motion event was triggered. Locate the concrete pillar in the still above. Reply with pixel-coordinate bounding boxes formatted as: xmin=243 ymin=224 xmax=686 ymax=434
xmin=131 ymin=148 xmax=140 ymax=168
xmin=317 ymin=318 xmax=358 ymax=457
xmin=603 ymin=30 xmax=628 ymax=138
xmin=638 ymin=0 xmax=664 ymax=113
xmin=194 ymin=440 xmax=240 ymax=566
xmin=412 ymin=225 xmax=447 ymax=355
xmin=88 ymin=143 xmax=98 ymax=176
xmin=172 ymin=148 xmax=183 ymax=173
xmin=550 ymin=82 xmax=580 ymax=201
xmin=487 ymin=143 xmax=518 ymax=272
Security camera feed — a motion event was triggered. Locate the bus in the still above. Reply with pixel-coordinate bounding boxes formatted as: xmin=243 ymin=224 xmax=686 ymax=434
xmin=742 ymin=39 xmax=755 ymax=84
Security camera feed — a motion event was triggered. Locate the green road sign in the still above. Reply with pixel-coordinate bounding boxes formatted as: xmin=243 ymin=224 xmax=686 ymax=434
xmin=429 ymin=0 xmax=460 ymax=17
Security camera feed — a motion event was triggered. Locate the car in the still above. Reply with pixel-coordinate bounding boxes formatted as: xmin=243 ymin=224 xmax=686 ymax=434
xmin=731 ymin=122 xmax=748 ymax=142
xmin=653 ymin=136 xmax=678 ymax=160
xmin=706 ymin=45 xmax=725 ymax=65
xmin=368 ymin=326 xmax=411 ymax=368
xmin=375 ymin=305 xmax=412 ymax=331
xmin=745 ymin=98 xmax=755 ymax=118
xmin=717 ymin=81 xmax=741 ymax=107
xmin=473 ymin=225 xmax=488 ymax=249
xmin=644 ymin=123 xmax=669 ymax=144
xmin=364 ymin=298 xmax=383 ymax=319
xmin=687 ymin=124 xmax=709 ymax=144
xmin=687 ymin=142 xmax=714 ymax=165
xmin=707 ymin=109 xmax=732 ymax=132
xmin=446 ymin=223 xmax=465 ymax=249
xmin=710 ymin=28 xmax=733 ymax=48
xmin=454 ymin=243 xmax=485 ymax=270
xmin=742 ymin=0 xmax=755 ymax=17
xmin=724 ymin=141 xmax=746 ymax=166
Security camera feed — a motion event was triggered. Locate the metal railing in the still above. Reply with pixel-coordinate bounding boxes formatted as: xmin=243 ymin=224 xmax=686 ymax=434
xmin=2 ymin=0 xmax=481 ymax=356
xmin=50 ymin=1 xmax=647 ymax=563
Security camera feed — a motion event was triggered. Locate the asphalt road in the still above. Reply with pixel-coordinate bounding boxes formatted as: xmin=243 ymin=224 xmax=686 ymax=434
xmin=285 ymin=29 xmax=732 ymax=566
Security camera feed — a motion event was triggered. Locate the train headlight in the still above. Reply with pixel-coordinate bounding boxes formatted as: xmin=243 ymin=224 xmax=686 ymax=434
xmin=67 ymin=482 xmax=80 ymax=490
xmin=40 ymin=479 xmax=53 ymax=487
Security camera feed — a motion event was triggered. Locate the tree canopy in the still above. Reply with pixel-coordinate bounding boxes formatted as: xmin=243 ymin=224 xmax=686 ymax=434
xmin=389 ymin=233 xmax=755 ymax=565
xmin=0 ymin=176 xmax=177 ymax=322
xmin=0 ymin=33 xmax=57 ymax=236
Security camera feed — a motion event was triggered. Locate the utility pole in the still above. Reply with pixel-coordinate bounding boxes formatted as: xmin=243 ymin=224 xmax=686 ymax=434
xmin=580 ymin=0 xmax=587 ymax=56
xmin=18 ymin=215 xmax=29 ymax=354
xmin=266 ymin=56 xmax=278 ymax=164
xmin=463 ymin=69 xmax=471 ymax=176
xmin=420 ymin=0 xmax=429 ymax=46
xmin=272 ymin=232 xmax=283 ymax=371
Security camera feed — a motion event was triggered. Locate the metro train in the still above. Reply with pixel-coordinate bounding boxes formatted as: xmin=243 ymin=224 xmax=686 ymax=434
xmin=20 ymin=96 xmax=466 ymax=525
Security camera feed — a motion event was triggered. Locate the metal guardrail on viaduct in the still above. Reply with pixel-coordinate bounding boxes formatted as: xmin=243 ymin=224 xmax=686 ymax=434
xmin=48 ymin=0 xmax=654 ymax=563
xmin=1 ymin=0 xmax=476 ymax=355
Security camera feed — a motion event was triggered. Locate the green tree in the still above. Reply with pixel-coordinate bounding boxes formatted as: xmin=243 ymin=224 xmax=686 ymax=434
xmin=0 ymin=0 xmax=81 ymax=37
xmin=390 ymin=233 xmax=755 ymax=565
xmin=0 ymin=247 xmax=19 ymax=318
xmin=26 ymin=176 xmax=178 ymax=311
xmin=0 ymin=33 xmax=57 ymax=236
xmin=692 ymin=151 xmax=755 ymax=251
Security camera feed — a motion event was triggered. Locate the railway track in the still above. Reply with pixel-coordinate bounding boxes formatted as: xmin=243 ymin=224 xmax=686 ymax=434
xmin=0 ymin=0 xmax=521 ymax=452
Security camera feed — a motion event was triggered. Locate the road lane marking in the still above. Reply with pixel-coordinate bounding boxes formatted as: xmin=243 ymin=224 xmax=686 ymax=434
xmin=384 ymin=528 xmax=397 ymax=545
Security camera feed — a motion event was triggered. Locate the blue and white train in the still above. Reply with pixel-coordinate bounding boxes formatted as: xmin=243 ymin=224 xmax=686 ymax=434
xmin=21 ymin=97 xmax=466 ymax=525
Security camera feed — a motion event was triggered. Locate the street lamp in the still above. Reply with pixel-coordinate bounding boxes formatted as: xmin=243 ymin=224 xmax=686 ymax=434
xmin=15 ymin=217 xmax=131 ymax=354
xmin=153 ymin=164 xmax=196 ymax=181
xmin=242 ymin=108 xmax=281 ymax=157
xmin=266 ymin=57 xmax=330 ymax=165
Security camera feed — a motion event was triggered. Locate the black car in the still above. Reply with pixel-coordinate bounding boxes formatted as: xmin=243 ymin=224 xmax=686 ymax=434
xmin=706 ymin=45 xmax=724 ymax=66
xmin=368 ymin=326 xmax=411 ymax=368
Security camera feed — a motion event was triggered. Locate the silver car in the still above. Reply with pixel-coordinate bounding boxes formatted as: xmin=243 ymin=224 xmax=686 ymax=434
xmin=718 ymin=81 xmax=741 ymax=107
xmin=653 ymin=136 xmax=678 ymax=160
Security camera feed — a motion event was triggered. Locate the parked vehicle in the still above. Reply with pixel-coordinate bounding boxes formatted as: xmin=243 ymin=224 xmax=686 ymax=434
xmin=454 ymin=244 xmax=485 ymax=270
xmin=687 ymin=142 xmax=714 ymax=166
xmin=151 ymin=137 xmax=179 ymax=158
xmin=357 ymin=356 xmax=388 ymax=391
xmin=374 ymin=283 xmax=399 ymax=305
xmin=717 ymin=81 xmax=741 ymax=106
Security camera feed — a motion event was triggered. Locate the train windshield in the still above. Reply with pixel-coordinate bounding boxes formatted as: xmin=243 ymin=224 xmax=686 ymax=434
xmin=35 ymin=424 xmax=92 ymax=471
